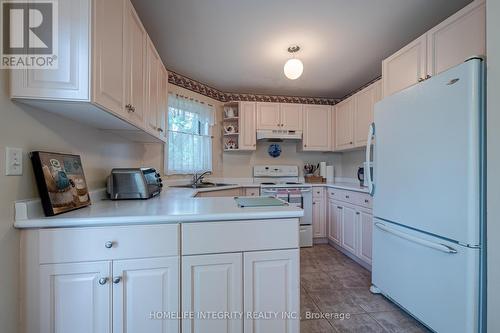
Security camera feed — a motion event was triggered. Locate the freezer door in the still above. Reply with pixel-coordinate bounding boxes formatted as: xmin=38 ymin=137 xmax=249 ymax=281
xmin=372 ymin=218 xmax=479 ymax=333
xmin=373 ymin=59 xmax=483 ymax=245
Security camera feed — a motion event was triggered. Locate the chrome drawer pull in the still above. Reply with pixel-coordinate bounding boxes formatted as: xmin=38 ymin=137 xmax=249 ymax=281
xmin=98 ymin=277 xmax=108 ymax=285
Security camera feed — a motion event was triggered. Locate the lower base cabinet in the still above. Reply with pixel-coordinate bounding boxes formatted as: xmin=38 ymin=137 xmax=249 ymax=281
xmin=182 ymin=249 xmax=299 ymax=333
xmin=182 ymin=253 xmax=243 ymax=333
xmin=39 ymin=256 xmax=180 ymax=333
xmin=243 ymin=249 xmax=299 ymax=333
xmin=39 ymin=261 xmax=112 ymax=333
xmin=113 ymin=257 xmax=180 ymax=333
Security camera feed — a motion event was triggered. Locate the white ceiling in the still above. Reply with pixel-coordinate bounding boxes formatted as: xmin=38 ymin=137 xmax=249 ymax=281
xmin=132 ymin=0 xmax=472 ymax=98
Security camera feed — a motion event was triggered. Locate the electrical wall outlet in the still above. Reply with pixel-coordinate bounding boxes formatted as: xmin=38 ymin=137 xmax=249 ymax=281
xmin=5 ymin=147 xmax=23 ymax=176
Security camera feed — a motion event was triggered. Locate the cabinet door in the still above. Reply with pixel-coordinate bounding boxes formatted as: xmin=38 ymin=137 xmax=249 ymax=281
xmin=182 ymin=253 xmax=243 ymax=333
xmin=302 ymin=105 xmax=331 ymax=151
xmin=256 ymin=102 xmax=281 ymax=130
xmin=427 ymin=0 xmax=485 ymax=76
xmin=334 ymin=98 xmax=355 ymax=151
xmin=382 ymin=34 xmax=427 ymax=98
xmin=93 ymin=0 xmax=125 ymax=116
xmin=280 ymin=104 xmax=303 ymax=131
xmin=158 ymin=66 xmax=169 ymax=139
xmin=146 ymin=38 xmax=161 ymax=132
xmin=239 ymin=102 xmax=257 ymax=150
xmin=11 ymin=0 xmax=90 ymax=100
xmin=312 ymin=197 xmax=326 ymax=238
xmin=39 ymin=261 xmax=111 ymax=333
xmin=244 ymin=249 xmax=299 ymax=333
xmin=357 ymin=209 xmax=373 ymax=265
xmin=353 ymin=81 xmax=381 ymax=147
xmin=124 ymin=0 xmax=147 ymax=126
xmin=341 ymin=205 xmax=357 ymax=255
xmin=328 ymin=200 xmax=342 ymax=246
xmin=113 ymin=257 xmax=179 ymax=333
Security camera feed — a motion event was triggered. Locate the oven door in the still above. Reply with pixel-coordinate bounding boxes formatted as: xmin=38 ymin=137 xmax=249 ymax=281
xmin=260 ymin=187 xmax=312 ymax=226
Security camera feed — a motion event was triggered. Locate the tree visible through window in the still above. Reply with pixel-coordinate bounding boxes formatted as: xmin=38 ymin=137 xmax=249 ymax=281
xmin=167 ymin=94 xmax=214 ymax=174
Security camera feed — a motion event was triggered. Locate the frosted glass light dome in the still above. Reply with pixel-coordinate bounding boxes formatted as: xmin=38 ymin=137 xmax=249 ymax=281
xmin=284 ymin=58 xmax=303 ymax=80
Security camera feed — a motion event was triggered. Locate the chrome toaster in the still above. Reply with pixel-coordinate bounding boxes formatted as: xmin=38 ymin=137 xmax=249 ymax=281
xmin=106 ymin=168 xmax=163 ymax=200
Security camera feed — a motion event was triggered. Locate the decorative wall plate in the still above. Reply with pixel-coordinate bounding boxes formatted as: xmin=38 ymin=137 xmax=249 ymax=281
xmin=268 ymin=144 xmax=282 ymax=158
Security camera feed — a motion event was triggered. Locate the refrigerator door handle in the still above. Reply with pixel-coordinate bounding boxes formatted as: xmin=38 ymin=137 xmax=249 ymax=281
xmin=366 ymin=123 xmax=375 ymax=196
xmin=374 ymin=222 xmax=458 ymax=254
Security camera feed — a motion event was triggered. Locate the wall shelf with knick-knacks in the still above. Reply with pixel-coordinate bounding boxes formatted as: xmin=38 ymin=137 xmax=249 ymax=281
xmin=223 ymin=102 xmax=241 ymax=151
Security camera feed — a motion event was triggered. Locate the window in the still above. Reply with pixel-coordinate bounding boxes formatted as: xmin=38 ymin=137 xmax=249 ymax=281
xmin=166 ymin=94 xmax=214 ymax=174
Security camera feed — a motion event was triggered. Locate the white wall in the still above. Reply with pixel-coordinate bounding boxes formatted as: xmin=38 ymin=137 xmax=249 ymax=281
xmin=0 ymin=71 xmax=147 ymax=333
xmin=486 ymin=0 xmax=500 ymax=331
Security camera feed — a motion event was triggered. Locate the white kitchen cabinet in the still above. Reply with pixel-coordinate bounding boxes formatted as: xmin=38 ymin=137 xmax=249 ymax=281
xmin=302 ymin=105 xmax=332 ymax=151
xmin=382 ymin=34 xmax=427 ymax=98
xmin=146 ymin=37 xmax=162 ymax=133
xmin=39 ymin=261 xmax=112 ymax=333
xmin=312 ymin=196 xmax=326 ymax=238
xmin=256 ymin=103 xmax=302 ymax=131
xmin=113 ymin=257 xmax=179 ymax=333
xmin=280 ymin=103 xmax=303 ymax=131
xmin=382 ymin=0 xmax=485 ymax=98
xmin=334 ymin=98 xmax=355 ymax=151
xmin=357 ymin=209 xmax=373 ymax=266
xmin=328 ymin=200 xmax=342 ymax=246
xmin=341 ymin=205 xmax=357 ymax=255
xmin=353 ymin=80 xmax=381 ymax=147
xmin=256 ymin=102 xmax=281 ymax=130
xmin=427 ymin=0 xmax=485 ymax=76
xmin=182 ymin=253 xmax=243 ymax=333
xmin=11 ymin=0 xmax=91 ymax=101
xmin=243 ymin=249 xmax=299 ymax=333
xmin=239 ymin=101 xmax=257 ymax=150
xmin=123 ymin=0 xmax=147 ymax=126
xmin=10 ymin=0 xmax=166 ymax=143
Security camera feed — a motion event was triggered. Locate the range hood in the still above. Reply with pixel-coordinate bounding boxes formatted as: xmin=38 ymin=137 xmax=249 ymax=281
xmin=256 ymin=129 xmax=303 ymax=141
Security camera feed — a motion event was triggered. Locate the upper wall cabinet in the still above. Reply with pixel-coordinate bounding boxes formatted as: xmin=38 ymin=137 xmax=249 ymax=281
xmin=123 ymin=0 xmax=148 ymax=127
xmin=256 ymin=102 xmax=281 ymax=130
xmin=302 ymin=105 xmax=331 ymax=151
xmin=239 ymin=102 xmax=257 ymax=150
xmin=280 ymin=103 xmax=303 ymax=131
xmin=382 ymin=0 xmax=485 ymax=98
xmin=332 ymin=80 xmax=380 ymax=152
xmin=334 ymin=98 xmax=354 ymax=151
xmin=10 ymin=0 xmax=167 ymax=143
xmin=256 ymin=102 xmax=302 ymax=131
xmin=353 ymin=80 xmax=381 ymax=147
xmin=426 ymin=0 xmax=485 ymax=76
xmin=382 ymin=34 xmax=427 ymax=98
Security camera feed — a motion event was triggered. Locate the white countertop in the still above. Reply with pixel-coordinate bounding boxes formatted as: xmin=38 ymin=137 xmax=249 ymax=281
xmin=311 ymin=182 xmax=369 ymax=193
xmin=14 ymin=179 xmax=369 ymax=229
xmin=14 ymin=186 xmax=303 ymax=229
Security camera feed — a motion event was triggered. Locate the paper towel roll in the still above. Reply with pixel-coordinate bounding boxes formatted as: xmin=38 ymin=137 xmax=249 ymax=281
xmin=326 ymin=165 xmax=334 ymax=183
xmin=319 ymin=162 xmax=327 ymax=177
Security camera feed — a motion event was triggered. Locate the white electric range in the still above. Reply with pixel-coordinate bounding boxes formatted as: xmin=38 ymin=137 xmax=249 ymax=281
xmin=253 ymin=165 xmax=313 ymax=247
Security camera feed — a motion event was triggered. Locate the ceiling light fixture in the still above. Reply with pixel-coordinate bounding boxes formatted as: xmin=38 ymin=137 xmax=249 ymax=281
xmin=284 ymin=45 xmax=303 ymax=80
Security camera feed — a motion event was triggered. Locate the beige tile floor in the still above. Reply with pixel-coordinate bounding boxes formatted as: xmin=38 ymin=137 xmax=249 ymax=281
xmin=300 ymin=245 xmax=431 ymax=333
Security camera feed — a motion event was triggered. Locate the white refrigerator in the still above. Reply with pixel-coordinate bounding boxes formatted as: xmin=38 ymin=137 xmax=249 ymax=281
xmin=366 ymin=58 xmax=486 ymax=333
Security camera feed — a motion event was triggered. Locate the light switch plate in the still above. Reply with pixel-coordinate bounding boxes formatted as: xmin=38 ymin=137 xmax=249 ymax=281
xmin=5 ymin=147 xmax=23 ymax=176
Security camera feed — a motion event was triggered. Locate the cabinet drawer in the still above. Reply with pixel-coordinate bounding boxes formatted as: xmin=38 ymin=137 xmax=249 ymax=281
xmin=38 ymin=224 xmax=179 ymax=264
xmin=327 ymin=188 xmax=348 ymax=201
xmin=313 ymin=187 xmax=324 ymax=198
xmin=354 ymin=193 xmax=373 ymax=209
xmin=245 ymin=187 xmax=260 ymax=197
xmin=182 ymin=219 xmax=299 ymax=255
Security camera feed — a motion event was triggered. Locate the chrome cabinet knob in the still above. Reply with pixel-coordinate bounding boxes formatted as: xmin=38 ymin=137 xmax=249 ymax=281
xmin=98 ymin=277 xmax=108 ymax=285
xmin=125 ymin=103 xmax=132 ymax=110
xmin=356 ymin=212 xmax=360 ymax=215
xmin=425 ymin=74 xmax=431 ymax=79
xmin=113 ymin=276 xmax=122 ymax=284
xmin=104 ymin=241 xmax=114 ymax=249
xmin=418 ymin=78 xmax=424 ymax=82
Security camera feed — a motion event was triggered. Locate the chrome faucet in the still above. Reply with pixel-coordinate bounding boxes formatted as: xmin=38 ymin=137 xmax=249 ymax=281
xmin=192 ymin=171 xmax=212 ymax=186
